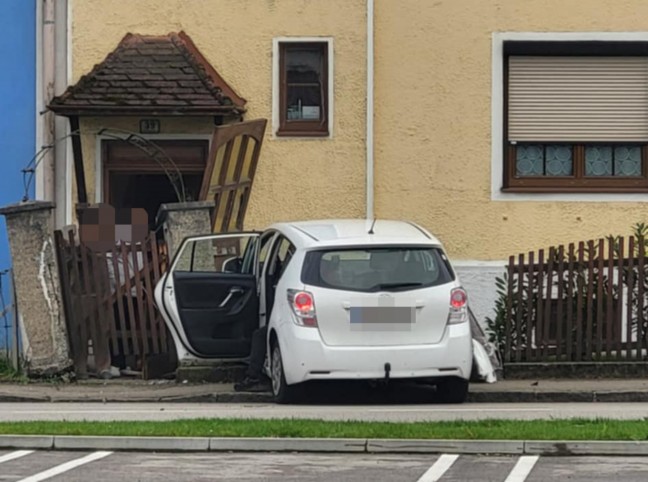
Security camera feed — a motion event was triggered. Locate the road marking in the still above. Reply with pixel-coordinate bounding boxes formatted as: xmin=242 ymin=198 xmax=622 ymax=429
xmin=17 ymin=451 xmax=112 ymax=482
xmin=504 ymin=455 xmax=540 ymax=482
xmin=0 ymin=450 xmax=34 ymax=464
xmin=416 ymin=454 xmax=459 ymax=482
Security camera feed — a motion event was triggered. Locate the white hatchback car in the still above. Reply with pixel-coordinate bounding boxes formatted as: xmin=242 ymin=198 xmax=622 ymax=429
xmin=155 ymin=219 xmax=473 ymax=403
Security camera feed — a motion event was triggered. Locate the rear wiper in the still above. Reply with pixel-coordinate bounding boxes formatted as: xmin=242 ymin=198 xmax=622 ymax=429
xmin=369 ymin=282 xmax=423 ymax=291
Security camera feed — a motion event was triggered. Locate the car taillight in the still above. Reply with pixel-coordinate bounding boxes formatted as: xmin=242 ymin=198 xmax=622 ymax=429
xmin=287 ymin=289 xmax=318 ymax=327
xmin=448 ymin=287 xmax=468 ymax=324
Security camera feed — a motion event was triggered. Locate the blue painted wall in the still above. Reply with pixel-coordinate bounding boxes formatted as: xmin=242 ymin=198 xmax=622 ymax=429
xmin=0 ymin=1 xmax=36 ymax=350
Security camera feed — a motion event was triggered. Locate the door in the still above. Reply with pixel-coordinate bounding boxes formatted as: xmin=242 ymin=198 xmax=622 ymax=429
xmin=103 ymin=139 xmax=209 ymax=232
xmin=158 ymin=232 xmax=261 ymax=358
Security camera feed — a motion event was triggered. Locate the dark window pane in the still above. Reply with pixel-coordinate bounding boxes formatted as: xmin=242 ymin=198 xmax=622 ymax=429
xmin=545 ymin=145 xmax=573 ymax=176
xmin=516 ymin=144 xmax=544 ymax=176
xmin=284 ymin=46 xmax=323 ymax=122
xmin=585 ymin=146 xmax=613 ymax=177
xmin=614 ymin=146 xmax=642 ymax=177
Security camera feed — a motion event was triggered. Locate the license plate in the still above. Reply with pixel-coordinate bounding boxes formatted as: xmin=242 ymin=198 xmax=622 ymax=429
xmin=349 ymin=306 xmax=415 ymax=324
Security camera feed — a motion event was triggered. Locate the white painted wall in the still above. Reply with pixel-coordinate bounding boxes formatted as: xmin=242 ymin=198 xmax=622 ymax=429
xmin=453 ymin=261 xmax=507 ymax=331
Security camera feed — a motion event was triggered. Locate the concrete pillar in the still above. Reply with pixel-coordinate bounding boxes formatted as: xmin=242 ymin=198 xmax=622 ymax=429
xmin=156 ymin=201 xmax=215 ymax=261
xmin=0 ymin=201 xmax=71 ymax=376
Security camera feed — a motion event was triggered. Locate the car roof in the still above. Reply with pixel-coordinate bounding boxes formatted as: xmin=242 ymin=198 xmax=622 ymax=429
xmin=268 ymin=219 xmax=444 ymax=249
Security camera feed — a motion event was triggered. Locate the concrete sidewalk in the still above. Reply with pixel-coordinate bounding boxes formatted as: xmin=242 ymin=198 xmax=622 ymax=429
xmin=2 ymin=378 xmax=648 ymax=403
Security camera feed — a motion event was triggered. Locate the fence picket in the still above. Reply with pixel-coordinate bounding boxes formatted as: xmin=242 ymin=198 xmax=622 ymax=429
xmin=585 ymin=240 xmax=595 ymax=361
xmin=596 ymin=239 xmax=605 ymax=360
xmin=606 ymin=237 xmax=614 ymax=358
xmin=543 ymin=247 xmax=555 ymax=360
xmin=566 ymin=243 xmax=575 ymax=361
xmin=515 ymin=254 xmax=525 ymax=363
xmin=556 ymin=245 xmax=565 ymax=361
xmin=505 ymin=256 xmax=514 ymax=363
xmin=639 ymin=236 xmax=646 ymax=359
xmin=535 ymin=249 xmax=545 ymax=362
xmin=616 ymin=237 xmax=624 ymax=360
xmin=628 ymin=236 xmax=636 ymax=360
xmin=525 ymin=251 xmax=535 ymax=362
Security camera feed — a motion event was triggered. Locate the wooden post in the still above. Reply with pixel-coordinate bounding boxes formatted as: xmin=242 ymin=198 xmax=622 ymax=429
xmin=69 ymin=116 xmax=88 ymax=205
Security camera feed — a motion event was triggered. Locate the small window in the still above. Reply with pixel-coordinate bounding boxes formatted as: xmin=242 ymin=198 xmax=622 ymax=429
xmin=277 ymin=41 xmax=329 ymax=137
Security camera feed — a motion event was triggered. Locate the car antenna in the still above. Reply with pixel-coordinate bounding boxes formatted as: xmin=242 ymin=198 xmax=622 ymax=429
xmin=368 ymin=218 xmax=377 ymax=235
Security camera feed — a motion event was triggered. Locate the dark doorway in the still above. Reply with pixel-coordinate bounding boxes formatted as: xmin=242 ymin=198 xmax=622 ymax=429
xmin=103 ymin=139 xmax=209 ymax=232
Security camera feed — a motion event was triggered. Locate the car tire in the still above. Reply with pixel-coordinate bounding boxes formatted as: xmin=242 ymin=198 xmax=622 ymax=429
xmin=270 ymin=342 xmax=297 ymax=404
xmin=436 ymin=377 xmax=469 ymax=404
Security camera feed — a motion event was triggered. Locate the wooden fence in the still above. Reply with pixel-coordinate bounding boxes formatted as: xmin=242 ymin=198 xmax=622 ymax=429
xmin=54 ymin=227 xmax=172 ymax=378
xmin=503 ymin=235 xmax=648 ymax=363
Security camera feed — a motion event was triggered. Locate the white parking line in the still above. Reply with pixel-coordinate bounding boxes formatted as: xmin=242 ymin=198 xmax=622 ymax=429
xmin=416 ymin=454 xmax=459 ymax=482
xmin=0 ymin=450 xmax=34 ymax=464
xmin=17 ymin=451 xmax=112 ymax=482
xmin=504 ymin=455 xmax=540 ymax=482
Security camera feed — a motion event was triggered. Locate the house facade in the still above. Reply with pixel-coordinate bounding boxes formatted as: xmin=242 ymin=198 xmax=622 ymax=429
xmin=39 ymin=0 xmax=648 ymax=324
xmin=0 ymin=1 xmax=38 ymax=351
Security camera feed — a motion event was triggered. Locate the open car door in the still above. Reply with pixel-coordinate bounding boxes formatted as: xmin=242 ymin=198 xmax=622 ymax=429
xmin=156 ymin=232 xmax=261 ymax=359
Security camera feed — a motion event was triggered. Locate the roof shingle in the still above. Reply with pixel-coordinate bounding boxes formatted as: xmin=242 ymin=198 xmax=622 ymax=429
xmin=49 ymin=31 xmax=246 ymax=116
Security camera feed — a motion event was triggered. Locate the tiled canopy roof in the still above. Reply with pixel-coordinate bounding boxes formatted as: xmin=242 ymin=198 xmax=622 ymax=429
xmin=49 ymin=31 xmax=246 ymax=116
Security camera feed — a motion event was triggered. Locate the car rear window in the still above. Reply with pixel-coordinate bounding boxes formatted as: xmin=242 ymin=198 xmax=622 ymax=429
xmin=301 ymin=246 xmax=455 ymax=292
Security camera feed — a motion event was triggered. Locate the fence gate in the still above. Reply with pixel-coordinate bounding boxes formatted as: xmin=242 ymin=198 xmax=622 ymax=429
xmin=54 ymin=227 xmax=172 ymax=379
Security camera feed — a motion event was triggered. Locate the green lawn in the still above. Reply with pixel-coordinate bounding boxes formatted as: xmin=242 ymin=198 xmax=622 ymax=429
xmin=1 ymin=418 xmax=648 ymax=440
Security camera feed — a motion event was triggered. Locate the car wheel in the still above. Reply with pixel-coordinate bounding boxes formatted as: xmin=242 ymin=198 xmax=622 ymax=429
xmin=270 ymin=342 xmax=296 ymax=404
xmin=436 ymin=377 xmax=469 ymax=404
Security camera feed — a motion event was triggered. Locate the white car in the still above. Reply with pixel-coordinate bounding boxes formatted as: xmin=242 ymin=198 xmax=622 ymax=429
xmin=155 ymin=219 xmax=473 ymax=403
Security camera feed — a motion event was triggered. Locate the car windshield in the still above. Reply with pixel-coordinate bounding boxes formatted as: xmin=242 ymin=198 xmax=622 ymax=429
xmin=301 ymin=246 xmax=455 ymax=292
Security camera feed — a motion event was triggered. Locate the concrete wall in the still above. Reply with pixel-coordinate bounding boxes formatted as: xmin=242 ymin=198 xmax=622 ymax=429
xmin=0 ymin=1 xmax=36 ymax=350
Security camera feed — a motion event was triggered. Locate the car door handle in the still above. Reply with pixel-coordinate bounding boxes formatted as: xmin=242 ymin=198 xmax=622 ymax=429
xmin=219 ymin=287 xmax=245 ymax=308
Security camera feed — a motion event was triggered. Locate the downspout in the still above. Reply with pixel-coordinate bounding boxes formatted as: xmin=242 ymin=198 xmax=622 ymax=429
xmin=365 ymin=0 xmax=374 ymax=220
xmin=53 ymin=0 xmax=68 ymax=227
xmin=41 ymin=0 xmax=56 ymax=204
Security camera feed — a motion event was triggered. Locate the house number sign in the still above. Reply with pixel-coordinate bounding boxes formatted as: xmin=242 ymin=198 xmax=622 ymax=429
xmin=140 ymin=119 xmax=160 ymax=134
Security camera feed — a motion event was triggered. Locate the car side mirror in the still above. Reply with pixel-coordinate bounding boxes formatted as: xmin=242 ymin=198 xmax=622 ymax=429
xmin=223 ymin=256 xmax=243 ymax=273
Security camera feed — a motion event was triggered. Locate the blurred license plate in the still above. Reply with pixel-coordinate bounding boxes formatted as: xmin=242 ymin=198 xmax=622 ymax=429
xmin=350 ymin=306 xmax=415 ymax=324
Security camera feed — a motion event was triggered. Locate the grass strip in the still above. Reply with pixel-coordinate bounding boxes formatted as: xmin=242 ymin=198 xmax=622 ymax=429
xmin=1 ymin=418 xmax=648 ymax=440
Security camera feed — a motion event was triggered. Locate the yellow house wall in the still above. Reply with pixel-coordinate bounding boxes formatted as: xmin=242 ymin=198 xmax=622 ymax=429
xmin=71 ymin=0 xmax=648 ymax=262
xmin=71 ymin=0 xmax=367 ymax=227
xmin=374 ymin=0 xmax=648 ymax=260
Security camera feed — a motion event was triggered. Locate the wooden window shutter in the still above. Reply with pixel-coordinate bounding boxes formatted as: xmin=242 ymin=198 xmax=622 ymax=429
xmin=508 ymin=56 xmax=648 ymax=142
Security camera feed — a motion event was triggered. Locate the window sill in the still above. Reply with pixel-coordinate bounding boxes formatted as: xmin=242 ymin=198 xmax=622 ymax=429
xmin=502 ymin=186 xmax=648 ymax=194
xmin=275 ymin=130 xmax=330 ymax=138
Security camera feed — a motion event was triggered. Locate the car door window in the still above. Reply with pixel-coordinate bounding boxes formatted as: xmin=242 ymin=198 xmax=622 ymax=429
xmin=257 ymin=232 xmax=275 ymax=277
xmin=268 ymin=236 xmax=296 ymax=282
xmin=174 ymin=235 xmax=257 ymax=274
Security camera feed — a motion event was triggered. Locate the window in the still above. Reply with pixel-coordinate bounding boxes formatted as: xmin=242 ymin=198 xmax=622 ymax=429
xmin=268 ymin=236 xmax=296 ymax=281
xmin=503 ymin=41 xmax=648 ymax=192
xmin=174 ymin=235 xmax=257 ymax=273
xmin=301 ymin=247 xmax=455 ymax=293
xmin=276 ymin=41 xmax=330 ymax=137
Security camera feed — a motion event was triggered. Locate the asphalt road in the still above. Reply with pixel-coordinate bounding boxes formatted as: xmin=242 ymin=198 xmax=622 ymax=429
xmin=2 ymin=450 xmax=648 ymax=481
xmin=1 ymin=402 xmax=648 ymax=422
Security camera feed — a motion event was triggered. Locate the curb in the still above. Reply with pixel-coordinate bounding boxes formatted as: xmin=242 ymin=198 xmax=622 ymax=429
xmin=4 ymin=390 xmax=648 ymax=404
xmin=1 ymin=435 xmax=648 ymax=455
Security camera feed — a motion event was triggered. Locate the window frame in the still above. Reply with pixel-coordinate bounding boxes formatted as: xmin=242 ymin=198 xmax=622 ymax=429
xmin=273 ymin=37 xmax=333 ymax=139
xmin=502 ymin=40 xmax=648 ymax=193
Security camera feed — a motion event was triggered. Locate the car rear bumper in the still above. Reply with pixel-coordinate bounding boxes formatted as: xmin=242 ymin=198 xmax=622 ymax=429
xmin=276 ymin=320 xmax=473 ymax=385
